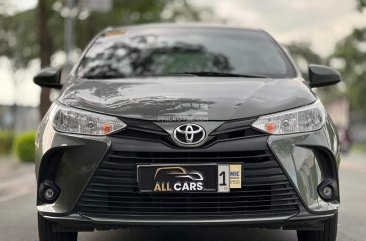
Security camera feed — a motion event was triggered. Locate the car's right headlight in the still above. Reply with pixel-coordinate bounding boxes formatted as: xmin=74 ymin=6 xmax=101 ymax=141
xmin=252 ymin=100 xmax=326 ymax=135
xmin=49 ymin=103 xmax=127 ymax=136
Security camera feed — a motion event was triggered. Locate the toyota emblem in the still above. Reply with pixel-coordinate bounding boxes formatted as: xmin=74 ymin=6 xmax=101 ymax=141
xmin=173 ymin=124 xmax=206 ymax=145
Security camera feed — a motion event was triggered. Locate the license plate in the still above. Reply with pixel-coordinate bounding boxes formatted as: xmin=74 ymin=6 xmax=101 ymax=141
xmin=137 ymin=164 xmax=242 ymax=193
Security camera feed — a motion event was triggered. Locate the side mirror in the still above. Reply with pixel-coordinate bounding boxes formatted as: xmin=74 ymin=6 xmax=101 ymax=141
xmin=308 ymin=64 xmax=341 ymax=88
xmin=33 ymin=67 xmax=63 ymax=89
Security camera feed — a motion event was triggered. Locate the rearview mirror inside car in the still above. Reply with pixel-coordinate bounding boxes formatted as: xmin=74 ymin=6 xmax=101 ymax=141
xmin=308 ymin=64 xmax=341 ymax=88
xmin=33 ymin=66 xmax=63 ymax=89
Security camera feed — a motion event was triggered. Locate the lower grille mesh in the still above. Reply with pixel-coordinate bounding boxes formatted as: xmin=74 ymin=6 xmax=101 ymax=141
xmin=77 ymin=150 xmax=300 ymax=218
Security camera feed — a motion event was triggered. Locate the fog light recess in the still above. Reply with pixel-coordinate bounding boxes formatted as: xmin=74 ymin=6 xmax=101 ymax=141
xmin=317 ymin=179 xmax=337 ymax=202
xmin=39 ymin=181 xmax=60 ymax=203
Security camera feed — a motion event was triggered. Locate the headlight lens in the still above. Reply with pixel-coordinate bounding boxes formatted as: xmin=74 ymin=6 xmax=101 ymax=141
xmin=50 ymin=103 xmax=127 ymax=135
xmin=252 ymin=100 xmax=326 ymax=135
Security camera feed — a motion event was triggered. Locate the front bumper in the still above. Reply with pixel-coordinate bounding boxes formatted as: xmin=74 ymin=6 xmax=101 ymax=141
xmin=35 ymin=117 xmax=340 ymax=230
xmin=44 ymin=208 xmax=336 ymax=232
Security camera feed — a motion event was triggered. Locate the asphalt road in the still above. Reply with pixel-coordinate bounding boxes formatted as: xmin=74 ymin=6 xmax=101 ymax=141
xmin=0 ymin=154 xmax=365 ymax=241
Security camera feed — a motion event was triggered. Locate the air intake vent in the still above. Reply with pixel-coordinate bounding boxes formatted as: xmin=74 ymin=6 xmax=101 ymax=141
xmin=77 ymin=150 xmax=300 ymax=218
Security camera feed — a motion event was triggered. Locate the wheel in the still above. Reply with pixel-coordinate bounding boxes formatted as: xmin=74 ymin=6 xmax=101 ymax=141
xmin=297 ymin=213 xmax=338 ymax=241
xmin=38 ymin=213 xmax=78 ymax=241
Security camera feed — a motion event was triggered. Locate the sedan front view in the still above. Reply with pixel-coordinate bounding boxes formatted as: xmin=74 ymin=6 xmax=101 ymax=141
xmin=34 ymin=24 xmax=341 ymax=241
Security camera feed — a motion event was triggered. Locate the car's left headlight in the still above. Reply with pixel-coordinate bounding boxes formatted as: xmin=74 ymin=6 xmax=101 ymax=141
xmin=49 ymin=103 xmax=127 ymax=136
xmin=252 ymin=100 xmax=326 ymax=135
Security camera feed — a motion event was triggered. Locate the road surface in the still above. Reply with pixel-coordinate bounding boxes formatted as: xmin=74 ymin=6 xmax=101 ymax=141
xmin=0 ymin=153 xmax=365 ymax=241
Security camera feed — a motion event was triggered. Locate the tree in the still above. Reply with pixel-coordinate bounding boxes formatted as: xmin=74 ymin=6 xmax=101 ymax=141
xmin=285 ymin=42 xmax=344 ymax=104
xmin=357 ymin=0 xmax=366 ymax=11
xmin=0 ymin=0 xmax=211 ymax=119
xmin=38 ymin=0 xmax=53 ymax=118
xmin=330 ymin=28 xmax=366 ymax=114
xmin=285 ymin=42 xmax=322 ymax=79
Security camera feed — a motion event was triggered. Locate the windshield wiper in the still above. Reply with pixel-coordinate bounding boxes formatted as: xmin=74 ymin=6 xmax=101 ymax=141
xmin=82 ymin=72 xmax=269 ymax=79
xmin=83 ymin=74 xmax=124 ymax=79
xmin=82 ymin=73 xmax=194 ymax=79
xmin=178 ymin=72 xmax=269 ymax=78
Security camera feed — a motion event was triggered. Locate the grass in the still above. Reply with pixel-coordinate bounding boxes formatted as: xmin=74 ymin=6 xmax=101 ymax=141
xmin=351 ymin=143 xmax=366 ymax=153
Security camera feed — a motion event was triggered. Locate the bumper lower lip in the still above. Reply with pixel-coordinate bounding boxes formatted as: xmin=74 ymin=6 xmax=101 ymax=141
xmin=50 ymin=213 xmax=294 ymax=225
xmin=40 ymin=210 xmax=337 ymax=232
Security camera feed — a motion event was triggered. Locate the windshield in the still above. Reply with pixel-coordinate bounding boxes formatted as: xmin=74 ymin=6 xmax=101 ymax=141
xmin=76 ymin=27 xmax=297 ymax=79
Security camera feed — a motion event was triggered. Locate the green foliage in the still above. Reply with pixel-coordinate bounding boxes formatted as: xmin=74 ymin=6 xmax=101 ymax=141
xmin=352 ymin=142 xmax=366 ymax=153
xmin=357 ymin=0 xmax=366 ymax=11
xmin=0 ymin=0 xmax=211 ymax=68
xmin=330 ymin=28 xmax=366 ymax=113
xmin=0 ymin=8 xmax=40 ymax=68
xmin=0 ymin=131 xmax=14 ymax=155
xmin=13 ymin=131 xmax=36 ymax=163
xmin=285 ymin=42 xmax=343 ymax=104
xmin=285 ymin=42 xmax=323 ymax=79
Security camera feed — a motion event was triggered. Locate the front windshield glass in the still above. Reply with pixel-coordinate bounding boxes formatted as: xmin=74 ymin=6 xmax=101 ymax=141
xmin=76 ymin=27 xmax=297 ymax=79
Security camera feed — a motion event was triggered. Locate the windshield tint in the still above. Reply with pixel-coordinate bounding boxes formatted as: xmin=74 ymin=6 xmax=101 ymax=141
xmin=76 ymin=27 xmax=297 ymax=79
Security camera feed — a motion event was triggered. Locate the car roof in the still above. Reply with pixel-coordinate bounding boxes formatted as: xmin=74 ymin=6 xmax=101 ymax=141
xmin=102 ymin=23 xmax=265 ymax=34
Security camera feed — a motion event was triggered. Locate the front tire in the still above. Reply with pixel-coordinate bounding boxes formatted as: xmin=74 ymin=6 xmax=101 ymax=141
xmin=297 ymin=213 xmax=338 ymax=241
xmin=38 ymin=213 xmax=78 ymax=241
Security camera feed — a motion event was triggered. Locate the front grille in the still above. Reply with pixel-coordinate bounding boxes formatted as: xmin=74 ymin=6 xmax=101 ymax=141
xmin=110 ymin=117 xmax=268 ymax=147
xmin=77 ymin=150 xmax=300 ymax=218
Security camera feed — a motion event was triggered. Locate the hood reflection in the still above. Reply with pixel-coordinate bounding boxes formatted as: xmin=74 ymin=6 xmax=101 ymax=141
xmin=59 ymin=77 xmax=316 ymax=121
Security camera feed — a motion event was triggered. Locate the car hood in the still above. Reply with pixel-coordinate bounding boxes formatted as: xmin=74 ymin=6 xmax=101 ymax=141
xmin=58 ymin=76 xmax=316 ymax=121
